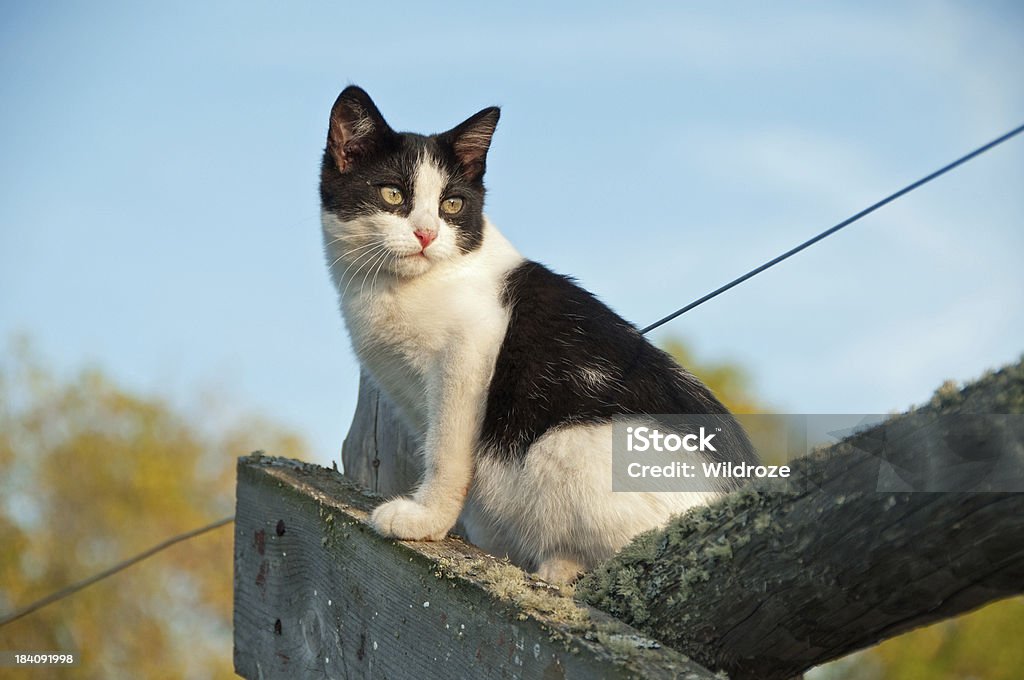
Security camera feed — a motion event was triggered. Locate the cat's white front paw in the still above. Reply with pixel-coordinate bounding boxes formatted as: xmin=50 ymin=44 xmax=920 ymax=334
xmin=370 ymin=497 xmax=451 ymax=541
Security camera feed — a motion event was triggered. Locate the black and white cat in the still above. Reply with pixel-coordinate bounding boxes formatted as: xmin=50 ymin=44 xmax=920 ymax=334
xmin=320 ymin=86 xmax=758 ymax=582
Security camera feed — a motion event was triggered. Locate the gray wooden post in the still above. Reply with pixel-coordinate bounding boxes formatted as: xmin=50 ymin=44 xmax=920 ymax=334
xmin=341 ymin=372 xmax=420 ymax=497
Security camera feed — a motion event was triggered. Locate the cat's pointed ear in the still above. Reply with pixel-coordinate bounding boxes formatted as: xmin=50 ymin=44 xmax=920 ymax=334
xmin=327 ymin=86 xmax=392 ymax=173
xmin=443 ymin=106 xmax=500 ymax=182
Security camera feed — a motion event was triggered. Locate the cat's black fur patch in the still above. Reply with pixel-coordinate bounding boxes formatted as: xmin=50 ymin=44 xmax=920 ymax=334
xmin=319 ymin=87 xmax=492 ymax=253
xmin=480 ymin=261 xmax=759 ymax=473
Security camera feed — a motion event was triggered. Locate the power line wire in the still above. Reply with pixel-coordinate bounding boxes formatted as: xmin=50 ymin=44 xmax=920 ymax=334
xmin=0 ymin=515 xmax=235 ymax=629
xmin=640 ymin=122 xmax=1024 ymax=335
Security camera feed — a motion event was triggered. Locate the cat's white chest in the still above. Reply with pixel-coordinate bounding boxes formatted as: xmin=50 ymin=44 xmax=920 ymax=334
xmin=340 ymin=258 xmax=511 ymax=435
xmin=341 ymin=285 xmax=439 ymax=432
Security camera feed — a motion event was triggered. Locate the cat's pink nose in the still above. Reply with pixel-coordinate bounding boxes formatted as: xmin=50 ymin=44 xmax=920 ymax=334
xmin=414 ymin=229 xmax=437 ymax=249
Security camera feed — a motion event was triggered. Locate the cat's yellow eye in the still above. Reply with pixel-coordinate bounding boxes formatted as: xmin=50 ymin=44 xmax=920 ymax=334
xmin=441 ymin=197 xmax=464 ymax=215
xmin=380 ymin=186 xmax=404 ymax=206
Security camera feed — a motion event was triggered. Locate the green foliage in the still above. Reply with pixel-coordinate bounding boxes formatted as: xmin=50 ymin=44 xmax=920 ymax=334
xmin=0 ymin=339 xmax=307 ymax=679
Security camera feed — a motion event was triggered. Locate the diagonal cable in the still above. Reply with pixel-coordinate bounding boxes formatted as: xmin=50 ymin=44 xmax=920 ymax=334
xmin=0 ymin=516 xmax=235 ymax=629
xmin=640 ymin=122 xmax=1024 ymax=335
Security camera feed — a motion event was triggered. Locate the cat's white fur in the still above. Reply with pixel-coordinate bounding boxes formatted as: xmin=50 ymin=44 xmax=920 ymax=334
xmin=324 ymin=154 xmax=718 ymax=582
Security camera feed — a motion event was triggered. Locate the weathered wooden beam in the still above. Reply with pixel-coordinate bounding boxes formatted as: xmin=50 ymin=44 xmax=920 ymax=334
xmin=577 ymin=359 xmax=1024 ymax=680
xmin=233 ymin=453 xmax=720 ymax=679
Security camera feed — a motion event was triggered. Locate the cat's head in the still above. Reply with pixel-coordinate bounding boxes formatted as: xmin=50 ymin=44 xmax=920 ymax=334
xmin=320 ymin=86 xmax=500 ymax=284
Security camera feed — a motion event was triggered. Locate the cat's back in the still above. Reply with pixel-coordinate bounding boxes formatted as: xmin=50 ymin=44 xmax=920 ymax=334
xmin=481 ymin=259 xmax=758 ymax=466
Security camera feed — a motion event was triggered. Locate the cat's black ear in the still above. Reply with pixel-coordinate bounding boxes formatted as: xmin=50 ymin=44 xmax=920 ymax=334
xmin=327 ymin=86 xmax=392 ymax=173
xmin=443 ymin=107 xmax=500 ymax=182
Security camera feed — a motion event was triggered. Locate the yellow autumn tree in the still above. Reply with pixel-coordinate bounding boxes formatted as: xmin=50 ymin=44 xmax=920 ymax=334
xmin=660 ymin=337 xmax=764 ymax=414
xmin=661 ymin=336 xmax=790 ymax=466
xmin=0 ymin=339 xmax=307 ymax=679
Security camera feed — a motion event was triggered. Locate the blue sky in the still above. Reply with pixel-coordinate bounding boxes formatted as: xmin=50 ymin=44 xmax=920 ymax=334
xmin=2 ymin=2 xmax=1022 ymax=466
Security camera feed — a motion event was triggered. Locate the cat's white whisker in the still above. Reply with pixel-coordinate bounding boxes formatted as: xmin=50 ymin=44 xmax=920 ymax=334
xmin=327 ymin=239 xmax=388 ymax=271
xmin=359 ymin=250 xmax=388 ymax=300
xmin=339 ymin=243 xmax=389 ymax=299
xmin=336 ymin=247 xmax=381 ymax=286
xmin=325 ymin=235 xmax=374 ymax=253
xmin=325 ymin=230 xmax=382 ymax=249
xmin=367 ymin=248 xmax=390 ymax=297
